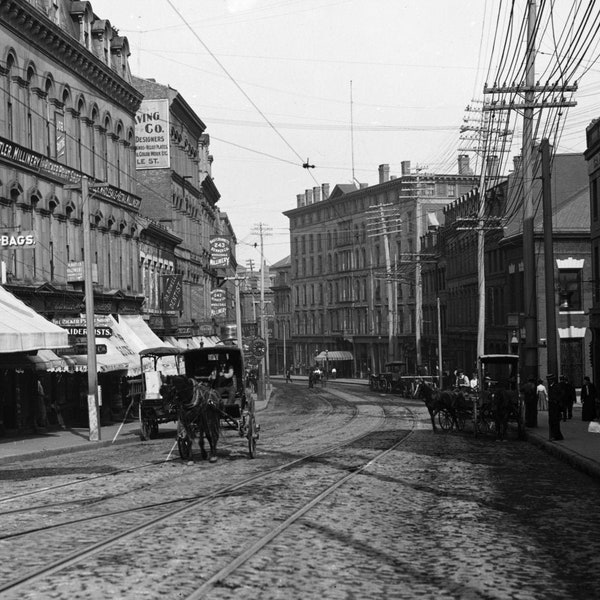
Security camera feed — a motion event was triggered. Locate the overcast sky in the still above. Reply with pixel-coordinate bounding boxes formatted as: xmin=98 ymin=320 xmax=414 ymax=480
xmin=92 ymin=0 xmax=600 ymax=268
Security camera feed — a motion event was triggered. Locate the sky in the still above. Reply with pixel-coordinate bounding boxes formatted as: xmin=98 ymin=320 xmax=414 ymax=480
xmin=92 ymin=0 xmax=600 ymax=269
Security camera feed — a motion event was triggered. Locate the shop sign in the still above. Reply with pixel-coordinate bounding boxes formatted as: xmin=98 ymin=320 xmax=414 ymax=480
xmin=135 ymin=99 xmax=170 ymax=169
xmin=209 ymin=236 xmax=230 ymax=268
xmin=67 ymin=261 xmax=98 ymax=283
xmin=161 ymin=274 xmax=183 ymax=311
xmin=211 ymin=289 xmax=227 ymax=317
xmin=0 ymin=231 xmax=35 ymax=248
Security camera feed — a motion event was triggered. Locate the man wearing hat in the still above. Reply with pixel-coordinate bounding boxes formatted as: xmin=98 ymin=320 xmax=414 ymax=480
xmin=547 ymin=374 xmax=564 ymax=441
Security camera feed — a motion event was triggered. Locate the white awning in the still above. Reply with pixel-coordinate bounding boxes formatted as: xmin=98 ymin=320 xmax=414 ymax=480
xmin=119 ymin=315 xmax=172 ymax=349
xmin=0 ymin=285 xmax=69 ymax=353
xmin=61 ymin=315 xmax=139 ymax=375
xmin=117 ymin=315 xmax=177 ymax=375
xmin=315 ymin=351 xmax=354 ymax=362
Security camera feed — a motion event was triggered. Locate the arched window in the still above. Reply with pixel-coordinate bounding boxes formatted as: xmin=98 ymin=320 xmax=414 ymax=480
xmin=44 ymin=76 xmax=54 ymax=157
xmin=6 ymin=54 xmax=16 ymax=140
xmin=26 ymin=65 xmax=35 ymax=148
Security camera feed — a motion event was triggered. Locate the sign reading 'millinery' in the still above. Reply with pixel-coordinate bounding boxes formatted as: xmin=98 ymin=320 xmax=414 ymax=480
xmin=209 ymin=236 xmax=231 ymax=268
xmin=0 ymin=136 xmax=141 ymax=211
xmin=135 ymin=99 xmax=170 ymax=169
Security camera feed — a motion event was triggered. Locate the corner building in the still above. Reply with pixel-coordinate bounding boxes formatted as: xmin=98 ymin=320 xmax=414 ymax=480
xmin=284 ymin=159 xmax=478 ymax=377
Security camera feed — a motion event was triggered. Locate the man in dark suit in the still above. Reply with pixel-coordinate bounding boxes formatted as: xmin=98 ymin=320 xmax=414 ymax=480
xmin=547 ymin=374 xmax=564 ymax=441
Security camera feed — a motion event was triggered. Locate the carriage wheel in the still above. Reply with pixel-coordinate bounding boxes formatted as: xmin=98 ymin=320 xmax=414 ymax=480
xmin=140 ymin=419 xmax=152 ymax=441
xmin=438 ymin=409 xmax=453 ymax=431
xmin=178 ymin=436 xmax=193 ymax=460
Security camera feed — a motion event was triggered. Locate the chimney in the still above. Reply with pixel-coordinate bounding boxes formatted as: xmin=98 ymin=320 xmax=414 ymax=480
xmin=458 ymin=154 xmax=472 ymax=175
xmin=297 ymin=193 xmax=305 ymax=207
xmin=321 ymin=183 xmax=330 ymax=200
xmin=486 ymin=155 xmax=499 ymax=178
xmin=313 ymin=186 xmax=321 ymax=202
xmin=359 ymin=182 xmax=368 ymax=189
xmin=513 ymin=155 xmax=522 ymax=172
xmin=378 ymin=164 xmax=390 ymax=184
xmin=305 ymin=189 xmax=313 ymax=204
xmin=401 ymin=160 xmax=411 ymax=176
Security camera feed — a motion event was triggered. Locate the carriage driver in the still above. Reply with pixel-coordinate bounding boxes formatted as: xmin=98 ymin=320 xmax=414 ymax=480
xmin=217 ymin=361 xmax=237 ymax=406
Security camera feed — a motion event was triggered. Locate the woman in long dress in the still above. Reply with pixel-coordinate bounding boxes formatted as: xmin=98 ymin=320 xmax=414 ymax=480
xmin=536 ymin=379 xmax=548 ymax=411
xmin=581 ymin=376 xmax=597 ymax=422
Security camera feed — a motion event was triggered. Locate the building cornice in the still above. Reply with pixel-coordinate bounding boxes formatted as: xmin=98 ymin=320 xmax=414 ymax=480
xmin=0 ymin=0 xmax=143 ymax=116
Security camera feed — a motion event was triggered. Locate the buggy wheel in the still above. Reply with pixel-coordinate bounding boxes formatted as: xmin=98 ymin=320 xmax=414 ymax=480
xmin=438 ymin=409 xmax=453 ymax=431
xmin=140 ymin=419 xmax=152 ymax=441
xmin=178 ymin=436 xmax=193 ymax=460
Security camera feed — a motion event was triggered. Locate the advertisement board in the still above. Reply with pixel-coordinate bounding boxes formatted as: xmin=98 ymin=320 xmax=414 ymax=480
xmin=209 ymin=236 xmax=231 ymax=268
xmin=135 ymin=99 xmax=170 ymax=169
xmin=211 ymin=289 xmax=227 ymax=317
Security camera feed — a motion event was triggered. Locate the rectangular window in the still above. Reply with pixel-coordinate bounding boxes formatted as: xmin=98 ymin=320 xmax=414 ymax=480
xmin=558 ymin=269 xmax=582 ymax=311
xmin=593 ymin=178 xmax=599 ymax=222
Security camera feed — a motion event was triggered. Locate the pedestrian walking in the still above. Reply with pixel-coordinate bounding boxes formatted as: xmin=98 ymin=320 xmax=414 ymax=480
xmin=331 ymin=367 xmax=337 ymax=379
xmin=580 ymin=375 xmax=597 ymax=422
xmin=559 ymin=375 xmax=576 ymax=420
xmin=34 ymin=375 xmax=48 ymax=432
xmin=536 ymin=379 xmax=548 ymax=411
xmin=522 ymin=377 xmax=537 ymax=427
xmin=285 ymin=368 xmax=292 ymax=383
xmin=547 ymin=374 xmax=564 ymax=441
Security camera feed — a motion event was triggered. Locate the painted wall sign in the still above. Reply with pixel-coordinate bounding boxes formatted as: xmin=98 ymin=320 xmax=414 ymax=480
xmin=135 ymin=99 xmax=171 ymax=169
xmin=0 ymin=231 xmax=35 ymax=248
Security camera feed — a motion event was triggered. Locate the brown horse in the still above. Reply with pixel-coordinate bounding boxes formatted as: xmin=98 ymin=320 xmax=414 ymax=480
xmin=414 ymin=380 xmax=469 ymax=432
xmin=161 ymin=376 xmax=221 ymax=462
xmin=482 ymin=388 xmax=516 ymax=441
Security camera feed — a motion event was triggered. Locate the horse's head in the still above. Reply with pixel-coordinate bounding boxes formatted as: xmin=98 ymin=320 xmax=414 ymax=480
xmin=413 ymin=379 xmax=430 ymax=399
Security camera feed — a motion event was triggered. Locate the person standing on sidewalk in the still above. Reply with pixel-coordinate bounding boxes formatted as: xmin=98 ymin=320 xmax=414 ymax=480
xmin=522 ymin=377 xmax=537 ymax=427
xmin=559 ymin=375 xmax=576 ymax=420
xmin=547 ymin=374 xmax=564 ymax=441
xmin=581 ymin=376 xmax=597 ymax=422
xmin=536 ymin=378 xmax=548 ymax=410
xmin=34 ymin=375 xmax=48 ymax=432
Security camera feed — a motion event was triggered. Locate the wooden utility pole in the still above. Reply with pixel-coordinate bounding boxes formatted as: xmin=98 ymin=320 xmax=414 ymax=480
xmin=541 ymin=138 xmax=559 ymax=377
xmin=483 ymin=0 xmax=576 ymax=380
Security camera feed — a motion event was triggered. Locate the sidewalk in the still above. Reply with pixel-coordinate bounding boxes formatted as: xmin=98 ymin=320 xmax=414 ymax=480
xmin=2 ymin=382 xmax=600 ymax=483
xmin=523 ymin=403 xmax=600 ymax=480
xmin=0 ymin=388 xmax=273 ymax=465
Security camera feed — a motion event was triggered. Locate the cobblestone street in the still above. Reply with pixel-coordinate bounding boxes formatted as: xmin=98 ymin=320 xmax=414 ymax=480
xmin=1 ymin=382 xmax=600 ymax=599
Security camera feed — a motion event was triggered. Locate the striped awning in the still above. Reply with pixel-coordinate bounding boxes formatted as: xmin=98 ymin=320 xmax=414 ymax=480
xmin=315 ymin=351 xmax=354 ymax=362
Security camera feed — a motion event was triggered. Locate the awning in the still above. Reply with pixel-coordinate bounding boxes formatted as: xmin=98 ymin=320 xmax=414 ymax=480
xmin=165 ymin=335 xmax=221 ymax=350
xmin=0 ymin=349 xmax=72 ymax=372
xmin=117 ymin=315 xmax=177 ymax=375
xmin=61 ymin=315 xmax=140 ymax=376
xmin=0 ymin=285 xmax=69 ymax=353
xmin=315 ymin=351 xmax=354 ymax=362
xmin=119 ymin=315 xmax=172 ymax=349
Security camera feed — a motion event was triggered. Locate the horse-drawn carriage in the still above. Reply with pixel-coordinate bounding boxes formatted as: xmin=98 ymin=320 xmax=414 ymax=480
xmin=414 ymin=354 xmax=524 ymax=439
xmin=369 ymin=361 xmax=407 ymax=394
xmin=137 ymin=344 xmax=259 ymax=460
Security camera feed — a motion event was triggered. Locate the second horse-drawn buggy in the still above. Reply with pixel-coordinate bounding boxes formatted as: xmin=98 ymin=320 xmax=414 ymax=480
xmin=137 ymin=343 xmax=259 ymax=460
xmin=414 ymin=354 xmax=524 ymax=439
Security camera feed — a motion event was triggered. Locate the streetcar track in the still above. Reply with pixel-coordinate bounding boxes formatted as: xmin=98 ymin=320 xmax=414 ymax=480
xmin=186 ymin=404 xmax=417 ymax=599
xmin=0 ymin=403 xmax=391 ymax=596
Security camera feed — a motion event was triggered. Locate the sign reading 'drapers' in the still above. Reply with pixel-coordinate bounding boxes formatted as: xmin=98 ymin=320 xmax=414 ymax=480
xmin=135 ymin=99 xmax=170 ymax=169
xmin=0 ymin=231 xmax=35 ymax=248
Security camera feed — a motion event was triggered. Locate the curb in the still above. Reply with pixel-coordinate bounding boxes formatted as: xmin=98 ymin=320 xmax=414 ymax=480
xmin=524 ymin=430 xmax=600 ymax=481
